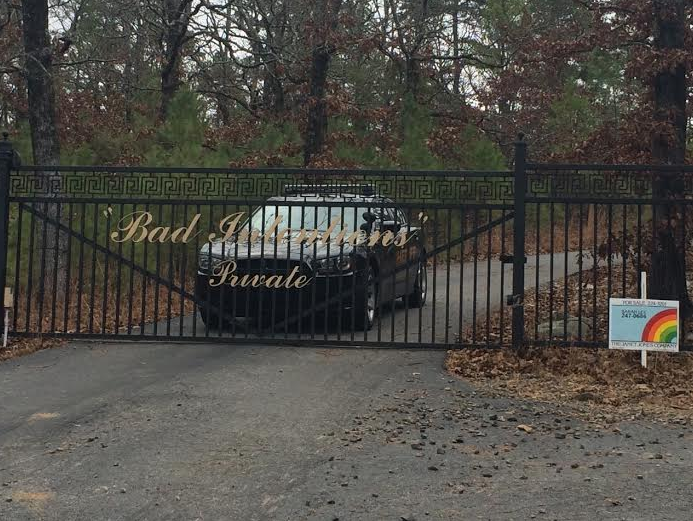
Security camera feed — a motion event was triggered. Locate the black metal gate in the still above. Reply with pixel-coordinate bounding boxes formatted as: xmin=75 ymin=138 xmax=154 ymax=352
xmin=0 ymin=134 xmax=522 ymax=349
xmin=7 ymin=135 xmax=689 ymax=351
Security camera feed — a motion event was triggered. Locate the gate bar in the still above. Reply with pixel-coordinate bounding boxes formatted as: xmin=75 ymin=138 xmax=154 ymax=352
xmin=512 ymin=134 xmax=527 ymax=351
xmin=0 ymin=133 xmax=15 ymax=340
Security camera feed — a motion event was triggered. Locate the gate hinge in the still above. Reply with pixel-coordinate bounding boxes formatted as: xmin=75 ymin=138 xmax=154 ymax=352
xmin=506 ymin=294 xmax=524 ymax=307
xmin=500 ymin=254 xmax=527 ymax=264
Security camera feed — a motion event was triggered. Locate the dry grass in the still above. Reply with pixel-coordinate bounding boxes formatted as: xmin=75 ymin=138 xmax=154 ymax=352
xmin=459 ymin=264 xmax=693 ymax=346
xmin=1 ymin=269 xmax=197 ymax=362
xmin=446 ymin=346 xmax=693 ymax=422
xmin=451 ymin=245 xmax=693 ymax=421
xmin=9 ymin=273 xmax=196 ymax=335
xmin=0 ymin=337 xmax=65 ymax=362
xmin=438 ymin=219 xmax=590 ymax=263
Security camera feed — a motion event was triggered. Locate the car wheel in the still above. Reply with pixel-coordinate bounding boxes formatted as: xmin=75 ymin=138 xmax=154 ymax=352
xmin=355 ymin=266 xmax=378 ymax=331
xmin=198 ymin=304 xmax=221 ymax=330
xmin=406 ymin=257 xmax=427 ymax=308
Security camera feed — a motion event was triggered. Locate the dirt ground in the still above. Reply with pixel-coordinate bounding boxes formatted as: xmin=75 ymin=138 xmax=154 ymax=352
xmin=446 ymin=346 xmax=693 ymax=423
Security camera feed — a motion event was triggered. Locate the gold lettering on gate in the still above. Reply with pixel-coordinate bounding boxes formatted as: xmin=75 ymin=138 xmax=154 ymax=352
xmin=110 ymin=211 xmax=202 ymax=244
xmin=108 ymin=210 xmax=423 ymax=250
xmin=209 ymin=260 xmax=312 ymax=289
xmin=106 ymin=208 xmax=428 ymax=288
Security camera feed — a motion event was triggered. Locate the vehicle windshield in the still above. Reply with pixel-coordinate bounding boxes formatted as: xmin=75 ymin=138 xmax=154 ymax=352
xmin=249 ymin=205 xmax=372 ymax=236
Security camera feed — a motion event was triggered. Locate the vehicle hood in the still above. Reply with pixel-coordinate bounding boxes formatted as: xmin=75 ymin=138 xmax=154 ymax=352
xmin=200 ymin=239 xmax=358 ymax=263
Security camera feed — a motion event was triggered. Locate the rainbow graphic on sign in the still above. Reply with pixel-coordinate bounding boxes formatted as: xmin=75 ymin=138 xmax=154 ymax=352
xmin=641 ymin=308 xmax=678 ymax=343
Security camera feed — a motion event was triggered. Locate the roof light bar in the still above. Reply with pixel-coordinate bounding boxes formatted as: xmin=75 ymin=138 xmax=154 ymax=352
xmin=283 ymin=183 xmax=377 ymax=197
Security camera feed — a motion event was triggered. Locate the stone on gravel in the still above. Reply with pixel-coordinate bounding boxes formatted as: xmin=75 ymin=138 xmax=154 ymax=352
xmin=537 ymin=313 xmax=592 ymax=340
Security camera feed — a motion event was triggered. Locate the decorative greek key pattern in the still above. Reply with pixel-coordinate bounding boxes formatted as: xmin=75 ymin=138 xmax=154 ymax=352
xmin=369 ymin=176 xmax=513 ymax=203
xmin=9 ymin=168 xmax=515 ymax=204
xmin=528 ymin=168 xmax=693 ymax=199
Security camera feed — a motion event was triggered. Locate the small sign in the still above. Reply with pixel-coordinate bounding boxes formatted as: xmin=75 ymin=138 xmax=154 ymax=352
xmin=609 ymin=298 xmax=679 ymax=352
xmin=3 ymin=287 xmax=11 ymax=308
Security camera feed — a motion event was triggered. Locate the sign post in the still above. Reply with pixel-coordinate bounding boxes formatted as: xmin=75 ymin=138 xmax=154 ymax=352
xmin=608 ymin=273 xmax=679 ymax=364
xmin=0 ymin=134 xmax=13 ymax=349
xmin=640 ymin=272 xmax=647 ymax=368
xmin=3 ymin=287 xmax=11 ymax=348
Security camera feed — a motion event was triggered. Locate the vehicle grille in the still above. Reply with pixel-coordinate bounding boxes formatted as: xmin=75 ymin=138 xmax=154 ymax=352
xmin=233 ymin=258 xmax=309 ymax=276
xmin=199 ymin=255 xmax=312 ymax=277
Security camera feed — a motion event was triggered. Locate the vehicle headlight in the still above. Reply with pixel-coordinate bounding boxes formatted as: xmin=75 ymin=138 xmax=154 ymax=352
xmin=334 ymin=257 xmax=352 ymax=271
xmin=198 ymin=252 xmax=211 ymax=271
xmin=198 ymin=248 xmax=223 ymax=272
xmin=315 ymin=256 xmax=352 ymax=274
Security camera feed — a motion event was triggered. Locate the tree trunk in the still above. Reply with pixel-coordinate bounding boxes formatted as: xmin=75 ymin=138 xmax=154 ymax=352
xmin=263 ymin=63 xmax=285 ymax=114
xmin=404 ymin=56 xmax=420 ymax=97
xmin=160 ymin=53 xmax=181 ymax=121
xmin=21 ymin=0 xmax=59 ymax=165
xmin=304 ymin=46 xmax=331 ymax=166
xmin=216 ymin=94 xmax=230 ymax=126
xmin=21 ymin=0 xmax=67 ymax=299
xmin=123 ymin=15 xmax=144 ymax=130
xmin=648 ymin=0 xmax=690 ymax=312
xmin=452 ymin=3 xmax=461 ymax=96
xmin=303 ymin=0 xmax=342 ymax=166
xmin=159 ymin=0 xmax=188 ymax=121
xmin=216 ymin=2 xmax=232 ymax=125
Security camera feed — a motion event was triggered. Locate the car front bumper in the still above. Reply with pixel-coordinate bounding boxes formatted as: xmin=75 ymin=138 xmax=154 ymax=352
xmin=195 ymin=270 xmax=368 ymax=322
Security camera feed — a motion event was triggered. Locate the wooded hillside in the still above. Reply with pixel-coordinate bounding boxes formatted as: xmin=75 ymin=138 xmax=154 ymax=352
xmin=1 ymin=0 xmax=691 ymax=168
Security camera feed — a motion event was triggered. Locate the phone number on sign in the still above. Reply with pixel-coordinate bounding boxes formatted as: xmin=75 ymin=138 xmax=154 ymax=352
xmin=620 ymin=309 xmax=647 ymax=319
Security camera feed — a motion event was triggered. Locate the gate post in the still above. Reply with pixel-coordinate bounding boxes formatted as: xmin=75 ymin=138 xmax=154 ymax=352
xmin=511 ymin=133 xmax=527 ymax=351
xmin=0 ymin=132 xmax=15 ymax=340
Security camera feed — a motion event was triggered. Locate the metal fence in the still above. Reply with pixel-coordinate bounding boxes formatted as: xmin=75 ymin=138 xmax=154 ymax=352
xmin=1 ymin=133 xmax=691 ymax=350
xmin=524 ymin=161 xmax=693 ymax=351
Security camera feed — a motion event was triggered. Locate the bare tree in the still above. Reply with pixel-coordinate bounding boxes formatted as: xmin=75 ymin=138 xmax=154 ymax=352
xmin=21 ymin=0 xmax=67 ymax=291
xmin=191 ymin=0 xmax=298 ymax=122
xmin=21 ymin=0 xmax=59 ymax=166
xmin=139 ymin=0 xmax=207 ymax=120
xmin=304 ymin=0 xmax=342 ymax=166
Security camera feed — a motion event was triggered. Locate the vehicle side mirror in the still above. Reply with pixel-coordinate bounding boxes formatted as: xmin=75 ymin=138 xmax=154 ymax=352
xmin=361 ymin=211 xmax=376 ymax=233
xmin=362 ymin=211 xmax=376 ymax=223
xmin=381 ymin=220 xmax=400 ymax=233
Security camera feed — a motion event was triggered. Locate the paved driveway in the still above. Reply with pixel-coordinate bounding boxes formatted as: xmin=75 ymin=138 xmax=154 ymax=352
xmin=3 ymin=251 xmax=679 ymax=521
xmin=1 ymin=342 xmax=691 ymax=521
